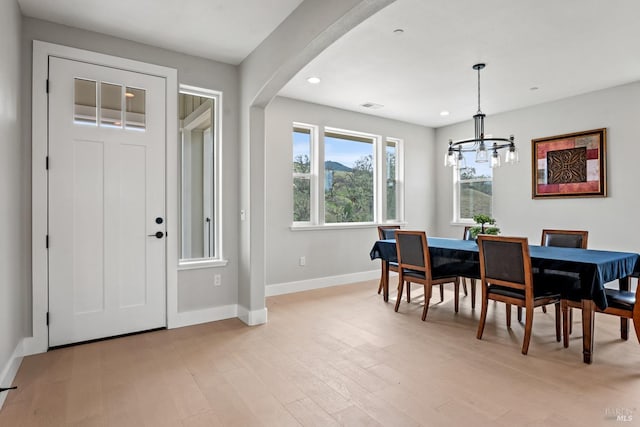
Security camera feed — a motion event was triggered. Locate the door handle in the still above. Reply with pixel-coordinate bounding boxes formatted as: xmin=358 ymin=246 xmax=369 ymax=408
xmin=148 ymin=231 xmax=164 ymax=239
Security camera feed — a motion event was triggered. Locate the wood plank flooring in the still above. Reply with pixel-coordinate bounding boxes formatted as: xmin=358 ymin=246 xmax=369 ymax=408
xmin=1 ymin=280 xmax=639 ymax=426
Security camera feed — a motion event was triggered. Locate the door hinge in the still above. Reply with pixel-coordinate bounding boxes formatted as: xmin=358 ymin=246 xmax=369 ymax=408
xmin=46 ymin=79 xmax=49 ymax=93
xmin=46 ymin=235 xmax=49 ymax=249
xmin=46 ymin=156 xmax=49 ymax=170
xmin=46 ymin=312 xmax=49 ymax=326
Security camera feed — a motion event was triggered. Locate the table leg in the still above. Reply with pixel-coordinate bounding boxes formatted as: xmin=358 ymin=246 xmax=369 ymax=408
xmin=383 ymin=261 xmax=389 ymax=302
xmin=581 ymin=299 xmax=595 ymax=364
xmin=619 ymin=276 xmax=630 ymax=340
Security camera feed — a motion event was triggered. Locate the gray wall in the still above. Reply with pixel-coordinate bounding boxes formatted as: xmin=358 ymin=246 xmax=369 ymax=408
xmin=434 ymin=81 xmax=640 ymax=253
xmin=265 ymin=96 xmax=435 ymax=286
xmin=0 ymin=0 xmax=27 ymax=373
xmin=21 ymin=17 xmax=241 ymax=315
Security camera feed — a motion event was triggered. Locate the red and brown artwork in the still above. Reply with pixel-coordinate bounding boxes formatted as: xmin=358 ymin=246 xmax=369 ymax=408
xmin=532 ymin=128 xmax=607 ymax=198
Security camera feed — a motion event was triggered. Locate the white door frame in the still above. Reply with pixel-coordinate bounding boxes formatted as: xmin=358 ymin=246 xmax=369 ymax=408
xmin=26 ymin=41 xmax=179 ymax=355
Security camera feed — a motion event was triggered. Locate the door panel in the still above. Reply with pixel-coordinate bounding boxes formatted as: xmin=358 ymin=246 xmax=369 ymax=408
xmin=48 ymin=57 xmax=166 ymax=347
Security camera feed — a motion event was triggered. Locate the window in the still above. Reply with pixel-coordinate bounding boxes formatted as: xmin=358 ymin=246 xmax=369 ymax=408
xmin=324 ymin=130 xmax=375 ymax=223
xmin=292 ymin=125 xmax=403 ymax=226
xmin=179 ymin=85 xmax=224 ymax=267
xmin=454 ymin=151 xmax=493 ymax=221
xmin=385 ymin=138 xmax=401 ymax=221
xmin=292 ymin=125 xmax=315 ymax=223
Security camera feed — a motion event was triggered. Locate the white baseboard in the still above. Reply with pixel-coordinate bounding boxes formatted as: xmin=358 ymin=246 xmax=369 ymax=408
xmin=0 ymin=338 xmax=24 ymax=410
xmin=171 ymin=304 xmax=238 ymax=329
xmin=238 ymin=306 xmax=268 ymax=326
xmin=265 ymin=270 xmax=380 ymax=297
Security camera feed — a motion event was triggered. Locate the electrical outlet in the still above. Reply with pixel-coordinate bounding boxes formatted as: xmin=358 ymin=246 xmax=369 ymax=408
xmin=214 ymin=274 xmax=222 ymax=286
xmin=299 ymin=256 xmax=306 ymax=266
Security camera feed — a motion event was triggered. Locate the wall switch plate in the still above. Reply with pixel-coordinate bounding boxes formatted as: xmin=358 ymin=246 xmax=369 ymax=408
xmin=299 ymin=256 xmax=306 ymax=266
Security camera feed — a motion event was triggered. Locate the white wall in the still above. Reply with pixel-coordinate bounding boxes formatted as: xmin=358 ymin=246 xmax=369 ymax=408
xmin=21 ymin=18 xmax=240 ymax=316
xmin=265 ymin=96 xmax=435 ymax=287
xmin=0 ymin=0 xmax=26 ymax=398
xmin=434 ymin=81 xmax=640 ymax=253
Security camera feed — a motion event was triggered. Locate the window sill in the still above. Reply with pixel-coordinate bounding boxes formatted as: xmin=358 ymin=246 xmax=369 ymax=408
xmin=450 ymin=220 xmax=474 ymax=226
xmin=290 ymin=222 xmax=406 ymax=231
xmin=178 ymin=258 xmax=229 ymax=270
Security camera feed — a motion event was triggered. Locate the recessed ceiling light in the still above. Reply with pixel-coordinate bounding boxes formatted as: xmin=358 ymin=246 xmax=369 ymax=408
xmin=393 ymin=28 xmax=404 ymax=34
xmin=440 ymin=110 xmax=450 ymax=116
xmin=530 ymin=86 xmax=539 ymax=91
xmin=307 ymin=76 xmax=321 ymax=84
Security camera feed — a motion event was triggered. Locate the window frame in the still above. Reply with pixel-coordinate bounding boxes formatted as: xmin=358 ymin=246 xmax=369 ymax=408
xmin=291 ymin=124 xmax=404 ymax=229
xmin=453 ymin=154 xmax=493 ymax=224
xmin=292 ymin=123 xmax=319 ymax=226
xmin=178 ymin=84 xmax=227 ymax=270
xmin=381 ymin=137 xmax=404 ymax=223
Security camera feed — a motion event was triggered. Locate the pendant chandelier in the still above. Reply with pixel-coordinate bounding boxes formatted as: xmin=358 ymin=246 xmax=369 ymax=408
xmin=444 ymin=63 xmax=518 ymax=169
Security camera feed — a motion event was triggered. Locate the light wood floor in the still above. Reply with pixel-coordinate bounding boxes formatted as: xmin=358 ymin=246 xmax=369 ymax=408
xmin=2 ymin=280 xmax=640 ymax=426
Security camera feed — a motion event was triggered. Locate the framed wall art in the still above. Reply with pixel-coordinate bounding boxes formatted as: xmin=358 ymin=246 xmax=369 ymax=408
xmin=531 ymin=128 xmax=607 ymax=199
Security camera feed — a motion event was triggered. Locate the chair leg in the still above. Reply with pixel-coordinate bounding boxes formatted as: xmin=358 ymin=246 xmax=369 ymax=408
xmin=554 ymin=302 xmax=561 ymax=342
xmin=476 ymin=293 xmax=489 ymax=339
xmin=421 ymin=283 xmax=432 ymax=321
xmin=470 ymin=279 xmax=476 ymax=309
xmin=517 ymin=306 xmax=522 ymax=323
xmin=406 ymin=282 xmax=411 ymax=303
xmin=394 ymin=279 xmax=405 ymax=312
xmin=506 ymin=303 xmax=512 ymax=328
xmin=561 ymin=300 xmax=570 ymax=348
xmin=462 ymin=278 xmax=468 ymax=296
xmin=633 ymin=311 xmax=640 ymax=345
xmin=521 ymin=305 xmax=534 ymax=355
xmin=569 ymin=308 xmax=573 ymax=334
xmin=454 ymin=279 xmax=460 ymax=313
xmin=439 ymin=284 xmax=444 ymax=302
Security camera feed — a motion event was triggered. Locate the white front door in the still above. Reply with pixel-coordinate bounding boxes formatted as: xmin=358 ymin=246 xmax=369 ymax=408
xmin=48 ymin=57 xmax=167 ymax=347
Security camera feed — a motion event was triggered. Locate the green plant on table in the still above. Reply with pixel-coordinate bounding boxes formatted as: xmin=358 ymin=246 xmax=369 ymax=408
xmin=469 ymin=214 xmax=500 ymax=239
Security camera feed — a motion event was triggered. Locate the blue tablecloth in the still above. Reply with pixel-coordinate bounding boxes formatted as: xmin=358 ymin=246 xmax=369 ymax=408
xmin=370 ymin=237 xmax=640 ymax=310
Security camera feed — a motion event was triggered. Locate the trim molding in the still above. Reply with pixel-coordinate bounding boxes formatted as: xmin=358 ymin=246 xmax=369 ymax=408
xmin=238 ymin=306 xmax=268 ymax=326
xmin=265 ymin=270 xmax=379 ymax=297
xmin=172 ymin=304 xmax=238 ymax=329
xmin=0 ymin=339 xmax=24 ymax=410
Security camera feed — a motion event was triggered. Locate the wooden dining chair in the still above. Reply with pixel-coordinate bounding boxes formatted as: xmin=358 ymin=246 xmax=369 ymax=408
xmin=476 ymin=235 xmax=562 ymax=354
xmin=377 ymin=226 xmax=401 ymax=295
xmin=394 ymin=231 xmax=459 ymax=320
xmin=539 ymin=229 xmax=589 ymax=339
xmin=563 ymin=276 xmax=640 ymax=349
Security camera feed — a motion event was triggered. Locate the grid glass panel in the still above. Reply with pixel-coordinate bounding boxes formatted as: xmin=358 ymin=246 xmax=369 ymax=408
xmin=125 ymin=87 xmax=146 ymax=130
xmin=100 ymin=82 xmax=122 ymax=127
xmin=74 ymin=78 xmax=97 ymax=125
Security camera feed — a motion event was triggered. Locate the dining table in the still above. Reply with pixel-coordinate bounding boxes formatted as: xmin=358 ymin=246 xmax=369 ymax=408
xmin=370 ymin=237 xmax=640 ymax=364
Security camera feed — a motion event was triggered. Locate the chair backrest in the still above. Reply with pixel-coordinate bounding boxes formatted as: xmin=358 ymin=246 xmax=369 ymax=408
xmin=541 ymin=229 xmax=588 ymax=249
xmin=463 ymin=226 xmax=473 ymax=240
xmin=477 ymin=235 xmax=532 ymax=295
xmin=395 ymin=230 xmax=432 ymax=278
xmin=378 ymin=225 xmax=401 ymax=240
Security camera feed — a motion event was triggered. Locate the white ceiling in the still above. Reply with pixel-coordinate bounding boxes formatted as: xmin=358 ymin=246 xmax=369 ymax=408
xmin=17 ymin=0 xmax=304 ymax=65
xmin=19 ymin=0 xmax=640 ymax=128
xmin=281 ymin=0 xmax=640 ymax=127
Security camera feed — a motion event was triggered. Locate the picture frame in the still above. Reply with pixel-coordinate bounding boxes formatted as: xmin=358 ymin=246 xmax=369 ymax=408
xmin=531 ymin=128 xmax=607 ymax=199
